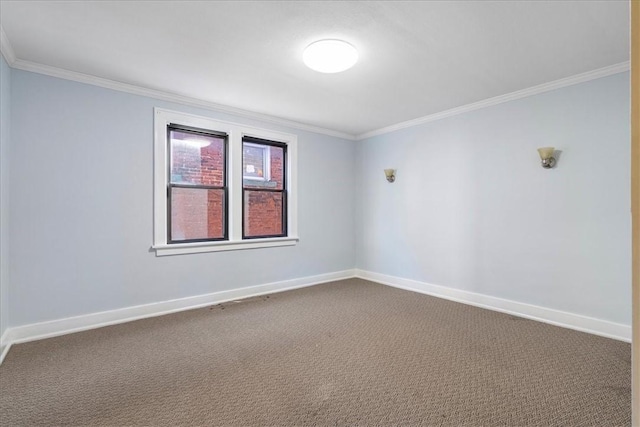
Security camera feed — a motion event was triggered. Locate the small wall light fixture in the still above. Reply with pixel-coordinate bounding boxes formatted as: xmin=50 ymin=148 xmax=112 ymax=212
xmin=384 ymin=169 xmax=396 ymax=183
xmin=537 ymin=147 xmax=556 ymax=169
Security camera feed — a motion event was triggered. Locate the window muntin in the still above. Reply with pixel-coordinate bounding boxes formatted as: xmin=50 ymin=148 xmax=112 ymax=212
xmin=167 ymin=126 xmax=227 ymax=243
xmin=242 ymin=138 xmax=286 ymax=238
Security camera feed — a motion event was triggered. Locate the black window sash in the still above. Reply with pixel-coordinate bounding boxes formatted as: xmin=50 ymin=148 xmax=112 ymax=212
xmin=167 ymin=124 xmax=229 ymax=244
xmin=241 ymin=137 xmax=287 ymax=239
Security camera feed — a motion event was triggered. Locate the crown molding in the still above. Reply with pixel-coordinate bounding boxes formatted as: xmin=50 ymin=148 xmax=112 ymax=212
xmin=1 ymin=23 xmax=354 ymax=139
xmin=1 ymin=19 xmax=629 ymax=142
xmin=356 ymin=61 xmax=631 ymax=141
xmin=8 ymin=57 xmax=357 ymax=141
xmin=0 ymin=26 xmax=16 ymax=65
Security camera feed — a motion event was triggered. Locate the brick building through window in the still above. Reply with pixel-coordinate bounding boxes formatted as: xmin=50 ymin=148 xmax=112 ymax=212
xmin=153 ymin=108 xmax=298 ymax=255
xmin=167 ymin=128 xmax=287 ymax=242
xmin=243 ymin=138 xmax=286 ymax=238
xmin=169 ymin=128 xmax=226 ymax=242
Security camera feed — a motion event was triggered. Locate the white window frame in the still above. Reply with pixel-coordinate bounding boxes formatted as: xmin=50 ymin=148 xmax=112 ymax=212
xmin=242 ymin=142 xmax=271 ymax=181
xmin=152 ymin=108 xmax=298 ymax=256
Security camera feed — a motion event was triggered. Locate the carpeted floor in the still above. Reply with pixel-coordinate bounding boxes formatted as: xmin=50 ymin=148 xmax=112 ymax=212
xmin=0 ymin=278 xmax=631 ymax=426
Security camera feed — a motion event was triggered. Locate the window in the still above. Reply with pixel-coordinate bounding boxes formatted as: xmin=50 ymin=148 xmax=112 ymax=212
xmin=153 ymin=109 xmax=298 ymax=256
xmin=243 ymin=137 xmax=286 ymax=239
xmin=168 ymin=126 xmax=227 ymax=243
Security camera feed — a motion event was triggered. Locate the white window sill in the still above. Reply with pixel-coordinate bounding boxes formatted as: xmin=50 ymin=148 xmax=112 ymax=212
xmin=152 ymin=236 xmax=299 ymax=256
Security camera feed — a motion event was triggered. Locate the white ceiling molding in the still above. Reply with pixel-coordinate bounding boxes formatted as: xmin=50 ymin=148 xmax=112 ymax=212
xmin=6 ymin=54 xmax=630 ymax=144
xmin=10 ymin=58 xmax=356 ymax=141
xmin=0 ymin=2 xmax=629 ymax=136
xmin=0 ymin=20 xmax=629 ymax=143
xmin=1 ymin=23 xmax=356 ymax=140
xmin=0 ymin=23 xmax=355 ymax=142
xmin=0 ymin=26 xmax=16 ymax=65
xmin=356 ymin=61 xmax=631 ymax=141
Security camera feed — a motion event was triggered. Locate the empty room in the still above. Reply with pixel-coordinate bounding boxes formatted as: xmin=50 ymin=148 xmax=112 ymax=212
xmin=0 ymin=1 xmax=638 ymax=426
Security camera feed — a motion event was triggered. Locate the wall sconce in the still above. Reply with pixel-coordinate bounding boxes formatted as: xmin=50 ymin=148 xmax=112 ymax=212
xmin=384 ymin=169 xmax=396 ymax=183
xmin=537 ymin=147 xmax=556 ymax=169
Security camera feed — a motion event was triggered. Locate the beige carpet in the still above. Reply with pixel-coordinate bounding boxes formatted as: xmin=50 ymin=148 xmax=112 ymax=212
xmin=0 ymin=278 xmax=631 ymax=426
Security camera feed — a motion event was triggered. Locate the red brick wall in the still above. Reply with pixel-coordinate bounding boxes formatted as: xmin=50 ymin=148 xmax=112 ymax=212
xmin=171 ymin=135 xmax=224 ymax=186
xmin=244 ymin=191 xmax=283 ymax=237
xmin=171 ymin=188 xmax=224 ymax=240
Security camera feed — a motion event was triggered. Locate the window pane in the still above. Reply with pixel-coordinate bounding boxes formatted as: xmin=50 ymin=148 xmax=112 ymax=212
xmin=244 ymin=190 xmax=284 ymax=237
xmin=170 ymin=129 xmax=225 ymax=186
xmin=171 ymin=187 xmax=225 ymax=241
xmin=243 ymin=144 xmax=268 ymax=180
xmin=243 ymin=143 xmax=284 ymax=190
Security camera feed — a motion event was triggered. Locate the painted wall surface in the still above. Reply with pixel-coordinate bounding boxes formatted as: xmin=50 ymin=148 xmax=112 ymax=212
xmin=9 ymin=69 xmax=356 ymax=327
xmin=356 ymin=72 xmax=631 ymax=325
xmin=0 ymin=55 xmax=10 ymax=338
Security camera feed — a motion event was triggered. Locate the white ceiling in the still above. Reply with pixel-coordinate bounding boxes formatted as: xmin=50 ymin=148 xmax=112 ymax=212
xmin=0 ymin=1 xmax=630 ymax=138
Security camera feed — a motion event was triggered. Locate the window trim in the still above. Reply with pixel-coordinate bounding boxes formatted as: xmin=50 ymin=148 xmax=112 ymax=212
xmin=153 ymin=108 xmax=298 ymax=256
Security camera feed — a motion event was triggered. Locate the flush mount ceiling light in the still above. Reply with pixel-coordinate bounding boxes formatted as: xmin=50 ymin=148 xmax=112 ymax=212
xmin=303 ymin=39 xmax=358 ymax=73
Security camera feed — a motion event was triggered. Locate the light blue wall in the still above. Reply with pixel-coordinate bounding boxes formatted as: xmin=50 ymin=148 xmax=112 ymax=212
xmin=9 ymin=69 xmax=356 ymax=326
xmin=4 ymin=66 xmax=632 ymax=329
xmin=356 ymin=72 xmax=631 ymax=325
xmin=0 ymin=55 xmax=10 ymax=339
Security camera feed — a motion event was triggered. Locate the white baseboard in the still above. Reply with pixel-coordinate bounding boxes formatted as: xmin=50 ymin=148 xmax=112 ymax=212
xmin=1 ymin=268 xmax=629 ymax=367
xmin=1 ymin=269 xmax=356 ymax=350
xmin=355 ymin=269 xmax=631 ymax=343
xmin=0 ymin=332 xmax=10 ymax=365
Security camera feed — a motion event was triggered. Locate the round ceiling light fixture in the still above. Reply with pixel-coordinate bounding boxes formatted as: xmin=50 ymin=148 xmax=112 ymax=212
xmin=303 ymin=39 xmax=358 ymax=73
